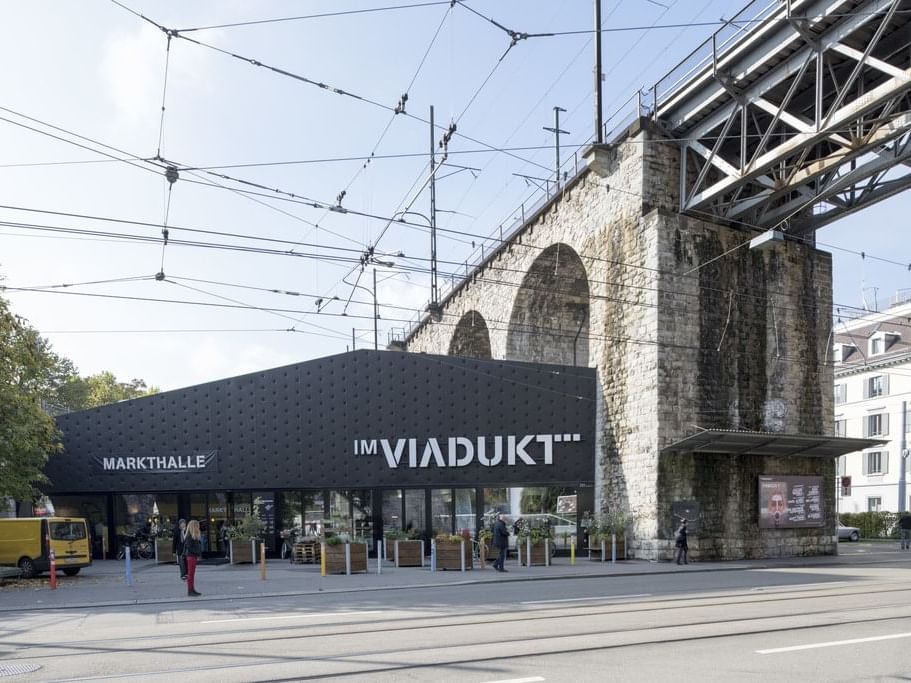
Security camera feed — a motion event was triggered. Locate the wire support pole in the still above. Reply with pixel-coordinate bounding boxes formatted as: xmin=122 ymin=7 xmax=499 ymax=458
xmin=373 ymin=266 xmax=378 ymax=351
xmin=544 ymin=106 xmax=569 ymax=188
xmin=594 ymin=0 xmax=603 ymax=143
xmin=429 ymin=105 xmax=439 ymax=308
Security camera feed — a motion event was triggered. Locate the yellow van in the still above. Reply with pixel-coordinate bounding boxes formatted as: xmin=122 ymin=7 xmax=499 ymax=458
xmin=0 ymin=517 xmax=93 ymax=578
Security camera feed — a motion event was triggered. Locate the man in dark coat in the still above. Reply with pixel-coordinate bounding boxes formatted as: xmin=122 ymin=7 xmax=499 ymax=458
xmin=675 ymin=519 xmax=689 ymax=565
xmin=900 ymin=513 xmax=911 ymax=550
xmin=492 ymin=513 xmax=510 ymax=572
xmin=172 ymin=519 xmax=188 ymax=580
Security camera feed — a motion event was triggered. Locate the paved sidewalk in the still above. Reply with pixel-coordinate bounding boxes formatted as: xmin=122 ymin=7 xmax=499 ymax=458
xmin=1 ymin=544 xmax=908 ymax=612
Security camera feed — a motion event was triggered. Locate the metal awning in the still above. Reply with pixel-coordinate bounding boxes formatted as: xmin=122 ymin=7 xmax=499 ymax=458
xmin=662 ymin=430 xmax=886 ymax=458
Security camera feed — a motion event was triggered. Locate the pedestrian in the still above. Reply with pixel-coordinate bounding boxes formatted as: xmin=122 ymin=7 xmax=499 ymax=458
xmin=900 ymin=513 xmax=911 ymax=550
xmin=492 ymin=512 xmax=510 ymax=572
xmin=172 ymin=519 xmax=188 ymax=580
xmin=182 ymin=519 xmax=203 ymax=597
xmin=675 ymin=518 xmax=689 ymax=565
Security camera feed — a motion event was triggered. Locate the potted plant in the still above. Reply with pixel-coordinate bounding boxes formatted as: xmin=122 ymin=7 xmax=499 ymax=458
xmin=387 ymin=528 xmax=423 ymax=567
xmin=589 ymin=510 xmax=631 ymax=561
xmin=515 ymin=517 xmax=553 ymax=566
xmin=321 ymin=532 xmax=368 ymax=574
xmin=477 ymin=527 xmax=492 ymax=568
xmin=227 ymin=502 xmax=265 ymax=564
xmin=154 ymin=518 xmax=175 ymax=565
xmin=434 ymin=533 xmax=472 ymax=570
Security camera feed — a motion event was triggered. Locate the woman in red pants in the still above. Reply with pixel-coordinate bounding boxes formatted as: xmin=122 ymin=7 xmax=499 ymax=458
xmin=183 ymin=519 xmax=202 ymax=597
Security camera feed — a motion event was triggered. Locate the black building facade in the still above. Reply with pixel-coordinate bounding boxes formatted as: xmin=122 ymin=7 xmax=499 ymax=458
xmin=42 ymin=350 xmax=596 ymax=558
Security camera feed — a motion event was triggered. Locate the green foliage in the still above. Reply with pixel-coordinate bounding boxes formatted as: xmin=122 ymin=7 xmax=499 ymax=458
xmin=154 ymin=518 xmax=174 ymax=540
xmin=0 ymin=296 xmax=63 ymax=500
xmin=384 ymin=528 xmax=407 ymax=541
xmin=57 ymin=371 xmax=158 ymax=412
xmin=840 ymin=512 xmax=899 ymax=539
xmin=586 ymin=510 xmax=633 ymax=543
xmin=514 ymin=516 xmax=554 ymax=542
xmin=435 ymin=533 xmax=464 ymax=544
xmin=227 ymin=497 xmax=266 ymax=540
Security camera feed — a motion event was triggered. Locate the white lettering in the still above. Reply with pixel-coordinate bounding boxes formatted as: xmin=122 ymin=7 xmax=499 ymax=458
xmin=380 ymin=439 xmax=407 ymax=468
xmin=126 ymin=457 xmax=136 ymax=469
xmin=419 ymin=438 xmax=446 ymax=468
xmin=196 ymin=454 xmax=205 ymax=468
xmin=448 ymin=437 xmax=474 ymax=467
xmin=358 ymin=439 xmax=377 ymax=456
xmin=167 ymin=456 xmax=178 ymax=469
xmin=103 ymin=457 xmax=116 ymax=470
xmin=536 ymin=434 xmax=554 ymax=465
xmin=408 ymin=438 xmax=418 ymax=468
xmin=116 ymin=457 xmax=126 ymax=470
xmin=508 ymin=435 xmax=535 ymax=466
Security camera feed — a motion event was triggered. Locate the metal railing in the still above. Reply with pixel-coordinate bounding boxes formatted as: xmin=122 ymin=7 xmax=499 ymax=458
xmin=390 ymin=0 xmax=787 ymax=345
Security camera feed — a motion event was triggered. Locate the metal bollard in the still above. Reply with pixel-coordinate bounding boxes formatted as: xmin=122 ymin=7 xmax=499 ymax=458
xmin=48 ymin=546 xmax=57 ymax=590
xmin=125 ymin=545 xmax=133 ymax=586
xmin=260 ymin=542 xmax=266 ymax=580
xmin=377 ymin=540 xmax=383 ymax=575
xmin=430 ymin=540 xmax=436 ymax=572
xmin=611 ymin=534 xmax=617 ymax=564
xmin=571 ymin=540 xmax=576 ymax=565
xmin=320 ymin=542 xmax=326 ymax=577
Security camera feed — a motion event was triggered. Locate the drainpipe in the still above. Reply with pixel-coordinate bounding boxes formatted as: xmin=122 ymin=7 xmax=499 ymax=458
xmin=900 ymin=400 xmax=908 ymax=513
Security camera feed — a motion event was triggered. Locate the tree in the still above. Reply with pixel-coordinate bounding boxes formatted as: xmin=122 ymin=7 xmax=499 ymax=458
xmin=57 ymin=371 xmax=159 ymax=412
xmin=0 ymin=297 xmax=63 ymax=500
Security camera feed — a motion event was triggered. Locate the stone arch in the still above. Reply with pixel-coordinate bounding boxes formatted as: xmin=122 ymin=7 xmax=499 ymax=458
xmin=506 ymin=243 xmax=590 ymax=365
xmin=448 ymin=310 xmax=492 ymax=359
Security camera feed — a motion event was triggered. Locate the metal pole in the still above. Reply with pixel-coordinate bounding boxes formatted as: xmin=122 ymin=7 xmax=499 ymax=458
xmin=429 ymin=105 xmax=439 ymax=307
xmin=900 ymin=400 xmax=908 ymax=512
xmin=352 ymin=328 xmax=355 ymax=351
xmin=594 ymin=0 xmax=603 ymax=143
xmin=544 ymin=107 xmax=569 ymax=188
xmin=373 ymin=267 xmax=378 ymax=351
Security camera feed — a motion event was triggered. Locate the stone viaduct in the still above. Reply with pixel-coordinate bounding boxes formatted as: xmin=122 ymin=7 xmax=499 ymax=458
xmin=400 ymin=120 xmax=836 ymax=560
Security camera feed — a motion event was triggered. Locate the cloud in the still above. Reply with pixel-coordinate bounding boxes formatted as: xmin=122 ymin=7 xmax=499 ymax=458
xmin=100 ymin=23 xmax=213 ymax=128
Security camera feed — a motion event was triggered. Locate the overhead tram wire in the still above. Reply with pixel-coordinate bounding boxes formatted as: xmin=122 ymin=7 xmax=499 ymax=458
xmin=8 ymin=214 xmax=906 ymax=345
xmin=3 ymin=201 xmax=907 ymax=323
xmin=174 ymin=2 xmax=455 ymax=33
xmin=10 ymin=283 xmax=908 ymax=382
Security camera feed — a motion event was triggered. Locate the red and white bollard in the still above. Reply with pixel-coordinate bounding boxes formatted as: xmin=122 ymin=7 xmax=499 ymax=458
xmin=48 ymin=547 xmax=57 ymax=590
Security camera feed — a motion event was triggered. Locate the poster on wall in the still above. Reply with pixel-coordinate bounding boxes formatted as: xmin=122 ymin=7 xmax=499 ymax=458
xmin=757 ymin=475 xmax=824 ymax=529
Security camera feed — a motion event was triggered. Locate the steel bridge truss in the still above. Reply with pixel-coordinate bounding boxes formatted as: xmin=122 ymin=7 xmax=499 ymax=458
xmin=654 ymin=0 xmax=911 ymax=236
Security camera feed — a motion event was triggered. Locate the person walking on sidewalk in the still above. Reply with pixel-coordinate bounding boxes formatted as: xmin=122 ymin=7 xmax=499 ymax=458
xmin=183 ymin=519 xmax=203 ymax=597
xmin=900 ymin=513 xmax=911 ymax=550
xmin=492 ymin=513 xmax=510 ymax=572
xmin=173 ymin=519 xmax=188 ymax=580
xmin=675 ymin=519 xmax=689 ymax=565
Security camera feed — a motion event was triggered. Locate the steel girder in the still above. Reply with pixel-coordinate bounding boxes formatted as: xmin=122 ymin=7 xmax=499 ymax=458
xmin=653 ymin=0 xmax=911 ymax=235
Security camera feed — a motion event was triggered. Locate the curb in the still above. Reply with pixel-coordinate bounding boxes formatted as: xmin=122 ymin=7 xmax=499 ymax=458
xmin=2 ymin=553 xmax=908 ymax=613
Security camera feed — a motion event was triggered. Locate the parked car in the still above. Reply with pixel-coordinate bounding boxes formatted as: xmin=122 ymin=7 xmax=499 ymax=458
xmin=837 ymin=522 xmax=860 ymax=542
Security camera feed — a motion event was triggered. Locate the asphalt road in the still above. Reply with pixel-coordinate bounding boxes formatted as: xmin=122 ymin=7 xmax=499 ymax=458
xmin=2 ymin=562 xmax=910 ymax=682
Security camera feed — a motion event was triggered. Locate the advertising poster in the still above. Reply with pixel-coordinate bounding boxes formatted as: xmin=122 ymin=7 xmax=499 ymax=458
xmin=757 ymin=475 xmax=824 ymax=528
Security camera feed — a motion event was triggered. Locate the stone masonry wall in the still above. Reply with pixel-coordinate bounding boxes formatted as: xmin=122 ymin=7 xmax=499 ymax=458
xmin=404 ymin=121 xmax=836 ymax=560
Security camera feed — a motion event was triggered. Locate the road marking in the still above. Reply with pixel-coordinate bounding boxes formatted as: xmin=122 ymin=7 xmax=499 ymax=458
xmin=757 ymin=631 xmax=911 ymax=654
xmin=520 ymin=593 xmax=651 ymax=605
xmin=481 ymin=678 xmax=545 ymax=683
xmin=201 ymin=610 xmax=381 ymax=624
xmin=750 ymin=581 xmax=847 ymax=592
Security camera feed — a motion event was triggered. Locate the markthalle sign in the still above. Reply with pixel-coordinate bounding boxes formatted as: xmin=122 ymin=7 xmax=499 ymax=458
xmin=94 ymin=450 xmax=218 ymax=473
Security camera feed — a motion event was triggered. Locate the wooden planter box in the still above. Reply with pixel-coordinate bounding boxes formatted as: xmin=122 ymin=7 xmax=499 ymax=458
xmin=323 ymin=542 xmax=368 ymax=574
xmin=394 ymin=540 xmax=424 ymax=567
xmin=588 ymin=537 xmax=626 ymax=561
xmin=435 ymin=540 xmax=472 ymax=570
xmin=518 ymin=540 xmax=550 ymax=566
xmin=155 ymin=539 xmax=175 ymax=564
xmin=229 ymin=539 xmax=260 ymax=564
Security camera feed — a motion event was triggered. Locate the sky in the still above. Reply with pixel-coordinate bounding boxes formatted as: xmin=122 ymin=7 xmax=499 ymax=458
xmin=1 ymin=0 xmax=909 ymax=391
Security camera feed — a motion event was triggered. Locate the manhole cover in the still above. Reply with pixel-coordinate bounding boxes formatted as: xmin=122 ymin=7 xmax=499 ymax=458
xmin=0 ymin=663 xmax=41 ymax=677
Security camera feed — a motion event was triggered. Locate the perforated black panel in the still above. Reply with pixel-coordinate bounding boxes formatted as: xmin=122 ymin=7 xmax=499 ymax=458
xmin=46 ymin=350 xmax=595 ymax=493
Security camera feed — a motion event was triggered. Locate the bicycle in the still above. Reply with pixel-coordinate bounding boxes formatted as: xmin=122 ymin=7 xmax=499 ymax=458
xmin=116 ymin=533 xmax=154 ymax=560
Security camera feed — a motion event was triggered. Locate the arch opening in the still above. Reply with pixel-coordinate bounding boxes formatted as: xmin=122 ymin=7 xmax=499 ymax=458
xmin=505 ymin=243 xmax=590 ymax=366
xmin=448 ymin=310 xmax=492 ymax=359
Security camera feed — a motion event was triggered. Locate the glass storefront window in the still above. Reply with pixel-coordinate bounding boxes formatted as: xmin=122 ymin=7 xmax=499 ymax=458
xmin=350 ymin=489 xmax=373 ymax=550
xmin=517 ymin=486 xmax=577 ymax=550
xmin=302 ymin=491 xmax=324 ymax=537
xmin=482 ymin=488 xmax=510 ymax=529
xmin=382 ymin=489 xmax=403 ymax=532
xmin=454 ymin=489 xmax=476 ymax=538
xmin=404 ymin=489 xmax=425 ymax=537
xmin=327 ymin=490 xmax=351 ymax=537
xmin=208 ymin=492 xmax=229 ymax=558
xmin=278 ymin=492 xmax=302 ymax=537
xmin=431 ymin=488 xmax=453 ymax=536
